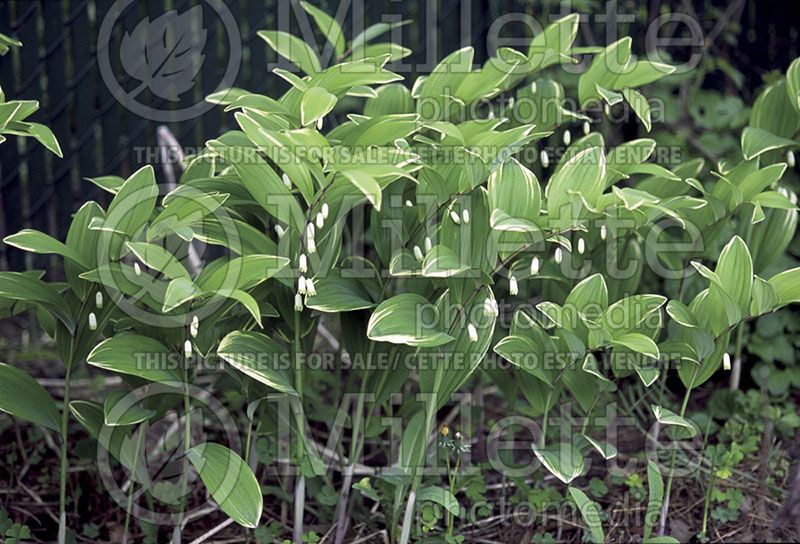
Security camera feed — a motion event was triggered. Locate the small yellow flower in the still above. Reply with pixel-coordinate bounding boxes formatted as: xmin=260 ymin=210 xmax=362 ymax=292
xmin=440 ymin=425 xmax=449 ymax=437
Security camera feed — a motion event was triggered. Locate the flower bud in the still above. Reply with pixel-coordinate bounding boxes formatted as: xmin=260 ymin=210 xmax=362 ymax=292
xmin=530 ymin=257 xmax=541 ymax=275
xmin=322 ymin=203 xmax=330 ymax=219
xmin=183 ymin=339 xmax=193 ymax=359
xmin=540 ymin=149 xmax=549 ymax=168
xmin=134 ymin=262 xmax=142 ymax=276
xmin=583 ymin=121 xmax=590 ymax=135
xmin=554 ymin=247 xmax=563 ymax=264
xmin=317 ymin=117 xmax=324 ymax=130
xmin=413 ymin=245 xmax=424 ymax=262
xmin=600 ymin=224 xmax=607 ymax=240
xmin=306 ymin=223 xmax=315 ymax=239
xmin=294 ymin=293 xmax=303 ymax=311
xmin=449 ymin=210 xmax=461 ymax=224
xmin=315 ymin=212 xmax=324 ymax=229
xmin=462 ymin=209 xmax=470 ymax=224
xmin=95 ymin=291 xmax=103 ymax=309
xmin=405 ymin=200 xmax=414 ymax=207
xmin=190 ymin=315 xmax=199 ymax=338
xmin=468 ymin=323 xmax=478 ymax=342
xmin=509 ymin=275 xmax=518 ymax=296
xmin=307 ymin=237 xmax=316 ymax=254
xmin=787 ymin=150 xmax=795 ymax=168
xmin=604 ymin=103 xmax=610 ymax=116
xmin=306 ymin=278 xmax=316 ymax=297
xmin=298 ymin=276 xmax=307 ymax=295
xmin=88 ymin=312 xmax=97 ymax=331
xmin=299 ymin=254 xmax=308 ymax=274
xmin=282 ymin=173 xmax=292 ymax=188
xmin=275 ymin=224 xmax=286 ymax=239
xmin=723 ymin=352 xmax=731 ymax=371
xmin=563 ymin=130 xmax=571 ymax=146
xmin=577 ymin=237 xmax=586 ymax=255
xmin=424 ymin=237 xmax=432 ymax=253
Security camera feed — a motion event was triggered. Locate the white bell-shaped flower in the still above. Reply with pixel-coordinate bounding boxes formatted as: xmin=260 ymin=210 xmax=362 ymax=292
xmin=468 ymin=323 xmax=478 ymax=342
xmin=483 ymin=297 xmax=498 ymax=317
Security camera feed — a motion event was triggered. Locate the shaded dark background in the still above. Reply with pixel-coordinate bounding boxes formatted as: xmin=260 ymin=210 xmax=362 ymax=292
xmin=0 ymin=0 xmax=797 ymax=273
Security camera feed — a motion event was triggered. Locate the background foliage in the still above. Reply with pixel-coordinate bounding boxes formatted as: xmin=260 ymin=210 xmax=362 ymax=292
xmin=0 ymin=0 xmax=798 ymax=274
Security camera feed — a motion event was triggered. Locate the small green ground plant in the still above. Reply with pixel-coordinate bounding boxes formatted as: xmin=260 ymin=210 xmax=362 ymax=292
xmin=1 ymin=6 xmax=800 ymax=543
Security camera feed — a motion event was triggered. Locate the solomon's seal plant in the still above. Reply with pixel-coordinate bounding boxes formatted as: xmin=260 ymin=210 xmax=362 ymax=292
xmin=1 ymin=5 xmax=800 ymax=543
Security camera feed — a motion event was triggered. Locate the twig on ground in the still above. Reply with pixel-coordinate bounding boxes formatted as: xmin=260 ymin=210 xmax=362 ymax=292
xmin=188 ymin=517 xmax=235 ymax=544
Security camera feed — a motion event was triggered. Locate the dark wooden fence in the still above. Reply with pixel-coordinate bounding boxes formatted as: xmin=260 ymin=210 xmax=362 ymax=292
xmin=0 ymin=0 xmax=796 ymax=274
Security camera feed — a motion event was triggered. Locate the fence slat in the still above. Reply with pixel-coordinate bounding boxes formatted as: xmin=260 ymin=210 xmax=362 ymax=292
xmin=41 ymin=0 xmax=70 ymax=277
xmin=0 ymin=0 xmax=16 ymax=270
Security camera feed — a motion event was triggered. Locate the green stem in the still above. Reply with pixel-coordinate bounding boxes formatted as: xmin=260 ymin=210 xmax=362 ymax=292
xmin=177 ymin=363 xmax=192 ymax=538
xmin=399 ymin=361 xmax=445 ymax=544
xmin=332 ymin=378 xmax=366 ymax=544
xmin=244 ymin=418 xmax=254 ymax=466
xmin=541 ymin=390 xmax=554 ymax=448
xmin=58 ymin=364 xmax=73 ymax=542
xmin=349 ymin=366 xmax=367 ymax=466
xmin=362 ymin=345 xmax=398 ymax=440
xmin=700 ymin=471 xmax=716 ymax=537
xmin=57 ymin=288 xmax=102 ymax=543
xmin=293 ymin=310 xmax=305 ymax=544
xmin=293 ymin=311 xmax=303 ymax=429
xmin=730 ymin=214 xmax=754 ymax=392
xmin=123 ymin=424 xmax=146 ymax=543
xmin=580 ymin=395 xmax=600 ymax=435
xmin=729 ymin=321 xmax=745 ymax=392
xmin=446 ymin=455 xmax=460 ymax=537
xmin=659 ymin=365 xmax=698 ymax=536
